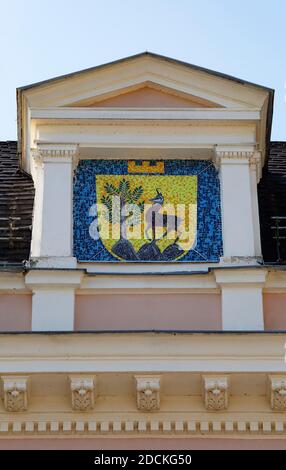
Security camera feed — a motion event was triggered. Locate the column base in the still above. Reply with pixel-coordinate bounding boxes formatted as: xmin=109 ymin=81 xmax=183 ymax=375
xmin=214 ymin=268 xmax=267 ymax=331
xmin=29 ymin=257 xmax=78 ymax=269
xmin=25 ymin=269 xmax=83 ymax=331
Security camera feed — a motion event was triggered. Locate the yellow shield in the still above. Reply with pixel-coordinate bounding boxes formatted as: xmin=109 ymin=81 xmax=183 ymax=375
xmin=95 ymin=174 xmax=197 ymax=261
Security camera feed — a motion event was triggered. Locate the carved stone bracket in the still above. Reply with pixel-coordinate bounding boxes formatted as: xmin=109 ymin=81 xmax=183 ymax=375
xmin=135 ymin=375 xmax=161 ymax=411
xmin=203 ymin=376 xmax=229 ymax=411
xmin=2 ymin=376 xmax=29 ymax=412
xmin=269 ymin=376 xmax=286 ymax=411
xmin=69 ymin=376 xmax=96 ymax=411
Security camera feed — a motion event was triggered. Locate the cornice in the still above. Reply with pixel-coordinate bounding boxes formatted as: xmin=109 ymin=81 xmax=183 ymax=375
xmin=30 ymin=107 xmax=261 ymax=121
xmin=0 ymin=344 xmax=284 ymax=438
xmin=0 ymin=415 xmax=285 ymax=437
xmin=3 ymin=268 xmax=286 ymax=294
xmin=0 ymin=332 xmax=285 ymax=373
xmin=0 ymin=268 xmax=286 ymax=295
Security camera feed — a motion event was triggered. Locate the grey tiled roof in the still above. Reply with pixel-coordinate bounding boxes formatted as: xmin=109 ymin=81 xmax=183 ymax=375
xmin=258 ymin=142 xmax=286 ymax=263
xmin=0 ymin=139 xmax=285 ymax=265
xmin=0 ymin=141 xmax=34 ymax=265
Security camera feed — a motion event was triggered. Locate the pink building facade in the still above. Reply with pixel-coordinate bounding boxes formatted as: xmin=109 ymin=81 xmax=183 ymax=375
xmin=0 ymin=53 xmax=286 ymax=449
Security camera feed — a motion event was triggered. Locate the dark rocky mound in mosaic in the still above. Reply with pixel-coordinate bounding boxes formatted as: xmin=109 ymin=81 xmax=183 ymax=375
xmin=137 ymin=240 xmax=162 ymax=260
xmin=111 ymin=238 xmax=184 ymax=261
xmin=112 ymin=238 xmax=166 ymax=261
xmin=161 ymin=242 xmax=184 ymax=260
xmin=111 ymin=238 xmax=139 ymax=260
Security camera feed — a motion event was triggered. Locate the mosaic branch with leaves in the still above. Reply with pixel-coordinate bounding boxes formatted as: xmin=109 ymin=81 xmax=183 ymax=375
xmin=101 ymin=179 xmax=145 ymax=238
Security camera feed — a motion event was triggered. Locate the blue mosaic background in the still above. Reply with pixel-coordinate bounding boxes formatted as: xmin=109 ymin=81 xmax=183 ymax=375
xmin=73 ymin=160 xmax=223 ymax=262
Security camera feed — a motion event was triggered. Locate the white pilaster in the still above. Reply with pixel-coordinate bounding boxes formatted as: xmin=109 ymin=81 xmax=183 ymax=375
xmin=25 ymin=270 xmax=83 ymax=331
xmin=31 ymin=144 xmax=79 ymax=262
xmin=215 ymin=269 xmax=267 ymax=330
xmin=250 ymin=152 xmax=262 ymax=257
xmin=215 ymin=147 xmax=262 ymax=259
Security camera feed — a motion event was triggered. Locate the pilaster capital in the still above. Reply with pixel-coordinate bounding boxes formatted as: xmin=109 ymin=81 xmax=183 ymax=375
xmin=203 ymin=376 xmax=229 ymax=411
xmin=31 ymin=144 xmax=79 ymax=170
xmin=134 ymin=375 xmax=161 ymax=411
xmin=2 ymin=376 xmax=30 ymax=412
xmin=249 ymin=151 xmax=262 ymax=182
xmin=214 ymin=146 xmax=262 ymax=182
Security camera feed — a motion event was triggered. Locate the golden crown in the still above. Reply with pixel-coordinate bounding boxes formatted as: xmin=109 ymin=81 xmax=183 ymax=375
xmin=128 ymin=160 xmax=164 ymax=174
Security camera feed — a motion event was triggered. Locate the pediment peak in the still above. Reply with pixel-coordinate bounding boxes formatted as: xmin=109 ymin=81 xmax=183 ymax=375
xmin=19 ymin=52 xmax=271 ymax=111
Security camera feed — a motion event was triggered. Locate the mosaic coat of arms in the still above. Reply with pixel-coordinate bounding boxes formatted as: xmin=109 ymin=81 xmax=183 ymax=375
xmin=73 ymin=160 xmax=222 ymax=262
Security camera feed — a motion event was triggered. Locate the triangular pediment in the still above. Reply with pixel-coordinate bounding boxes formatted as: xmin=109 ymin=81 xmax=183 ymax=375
xmin=20 ymin=52 xmax=271 ymax=110
xmin=19 ymin=52 xmax=273 ymax=173
xmin=67 ymin=83 xmax=222 ymax=108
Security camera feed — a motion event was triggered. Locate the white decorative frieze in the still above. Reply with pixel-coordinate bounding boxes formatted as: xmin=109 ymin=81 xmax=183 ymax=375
xmin=2 ymin=376 xmax=29 ymax=412
xmin=69 ymin=376 xmax=96 ymax=411
xmin=203 ymin=376 xmax=229 ymax=411
xmin=269 ymin=376 xmax=286 ymax=411
xmin=32 ymin=144 xmax=79 ymax=160
xmin=135 ymin=375 xmax=161 ymax=411
xmin=215 ymin=149 xmax=254 ymax=160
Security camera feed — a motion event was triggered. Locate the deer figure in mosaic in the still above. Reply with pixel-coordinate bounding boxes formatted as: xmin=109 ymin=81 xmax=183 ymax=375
xmin=145 ymin=189 xmax=182 ymax=241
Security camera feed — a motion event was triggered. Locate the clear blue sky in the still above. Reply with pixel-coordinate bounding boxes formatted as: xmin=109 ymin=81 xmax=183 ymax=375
xmin=0 ymin=0 xmax=285 ymax=140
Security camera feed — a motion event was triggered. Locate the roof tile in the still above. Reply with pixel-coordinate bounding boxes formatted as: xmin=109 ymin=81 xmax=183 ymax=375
xmin=0 ymin=141 xmax=34 ymax=264
xmin=258 ymin=142 xmax=286 ymax=263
